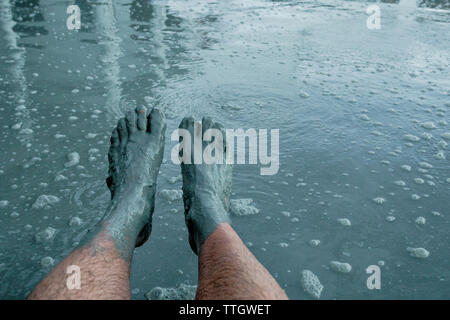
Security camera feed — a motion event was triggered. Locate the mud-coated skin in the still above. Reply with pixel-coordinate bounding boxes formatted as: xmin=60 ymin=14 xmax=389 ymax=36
xmin=93 ymin=106 xmax=166 ymax=261
xmin=179 ymin=117 xmax=233 ymax=255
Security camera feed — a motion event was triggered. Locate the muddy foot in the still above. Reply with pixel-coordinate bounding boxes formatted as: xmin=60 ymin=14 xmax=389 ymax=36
xmin=179 ymin=117 xmax=233 ymax=254
xmin=106 ymin=106 xmax=166 ymax=248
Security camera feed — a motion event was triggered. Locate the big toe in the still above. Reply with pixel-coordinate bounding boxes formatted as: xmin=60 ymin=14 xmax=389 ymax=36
xmin=202 ymin=117 xmax=214 ymax=134
xmin=179 ymin=116 xmax=195 ymax=135
xmin=125 ymin=109 xmax=137 ymax=135
xmin=136 ymin=106 xmax=147 ymax=131
xmin=148 ymin=108 xmax=166 ymax=137
xmin=117 ymin=117 xmax=128 ymax=147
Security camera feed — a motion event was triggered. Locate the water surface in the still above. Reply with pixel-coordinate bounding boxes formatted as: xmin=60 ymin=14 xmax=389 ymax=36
xmin=0 ymin=0 xmax=449 ymax=299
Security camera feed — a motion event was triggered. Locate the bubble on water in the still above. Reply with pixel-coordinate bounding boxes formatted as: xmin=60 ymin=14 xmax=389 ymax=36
xmin=420 ymin=121 xmax=436 ymax=129
xmin=421 ymin=132 xmax=433 ymax=140
xmin=88 ymin=148 xmax=100 ymax=155
xmin=300 ymin=270 xmax=323 ymax=299
xmin=23 ymin=157 xmax=41 ymax=169
xmin=11 ymin=122 xmax=22 ymax=130
xmin=401 ymin=165 xmax=412 ymax=172
xmin=373 ymin=197 xmax=386 ymax=204
xmin=360 ymin=114 xmax=370 ymax=121
xmin=441 ymin=132 xmax=450 ymax=140
xmin=394 ymin=180 xmax=406 ymax=186
xmin=158 ymin=189 xmax=182 ymax=202
xmin=386 ymin=215 xmax=396 ymax=222
xmin=40 ymin=256 xmax=54 ymax=268
xmin=337 ymin=218 xmax=351 ymax=226
xmin=69 ymin=216 xmax=82 ymax=227
xmin=68 ymin=116 xmax=78 ymax=121
xmin=414 ymin=178 xmax=425 ymax=184
xmin=411 ymin=194 xmax=421 ymax=200
xmin=407 ymin=247 xmax=429 ymax=259
xmin=32 ymin=195 xmax=60 ymax=209
xmin=299 ymin=91 xmax=309 ymax=98
xmin=434 ymin=150 xmax=445 ymax=160
xmin=419 ymin=162 xmax=432 ymax=169
xmin=437 ymin=140 xmax=448 ymax=149
xmin=230 ymin=198 xmax=259 ymax=216
xmin=281 ymin=211 xmax=291 ymax=217
xmin=65 ymin=152 xmax=80 ymax=167
xmin=19 ymin=128 xmax=33 ymax=135
xmin=86 ymin=133 xmax=96 ymax=139
xmin=329 ymin=261 xmax=352 ymax=273
xmin=131 ymin=288 xmax=140 ymax=295
xmin=145 ymin=283 xmax=197 ymax=300
xmin=309 ymin=239 xmax=321 ymax=247
xmin=279 ymin=242 xmax=289 ymax=248
xmin=371 ymin=130 xmax=383 ymax=136
xmin=0 ymin=200 xmax=9 ymax=209
xmin=403 ymin=134 xmax=420 ymax=142
xmin=431 ymin=211 xmax=441 ymax=217
xmin=415 ymin=217 xmax=426 ymax=225
xmin=55 ymin=174 xmax=67 ymax=182
xmin=35 ymin=227 xmax=57 ymax=243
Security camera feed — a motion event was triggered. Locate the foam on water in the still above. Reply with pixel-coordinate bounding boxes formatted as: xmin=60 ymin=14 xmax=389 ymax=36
xmin=64 ymin=152 xmax=80 ymax=168
xmin=230 ymin=198 xmax=259 ymax=216
xmin=407 ymin=247 xmax=430 ymax=259
xmin=145 ymin=283 xmax=197 ymax=300
xmin=336 ymin=218 xmax=351 ymax=226
xmin=329 ymin=261 xmax=352 ymax=274
xmin=300 ymin=270 xmax=323 ymax=299
xmin=32 ymin=195 xmax=60 ymax=210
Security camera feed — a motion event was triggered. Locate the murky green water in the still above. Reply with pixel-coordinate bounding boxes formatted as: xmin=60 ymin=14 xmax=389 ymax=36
xmin=0 ymin=0 xmax=449 ymax=299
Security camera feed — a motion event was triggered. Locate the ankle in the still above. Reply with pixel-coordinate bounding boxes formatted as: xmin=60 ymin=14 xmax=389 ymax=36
xmin=186 ymin=198 xmax=230 ymax=254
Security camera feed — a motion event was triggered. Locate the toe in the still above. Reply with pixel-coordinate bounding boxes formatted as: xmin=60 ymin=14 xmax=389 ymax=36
xmin=202 ymin=117 xmax=214 ymax=135
xmin=179 ymin=116 xmax=195 ymax=132
xmin=179 ymin=116 xmax=195 ymax=142
xmin=136 ymin=106 xmax=147 ymax=131
xmin=212 ymin=120 xmax=227 ymax=151
xmin=178 ymin=117 xmax=195 ymax=163
xmin=147 ymin=108 xmax=166 ymax=136
xmin=117 ymin=118 xmax=128 ymax=146
xmin=108 ymin=129 xmax=120 ymax=173
xmin=110 ymin=127 xmax=120 ymax=148
xmin=125 ymin=109 xmax=137 ymax=135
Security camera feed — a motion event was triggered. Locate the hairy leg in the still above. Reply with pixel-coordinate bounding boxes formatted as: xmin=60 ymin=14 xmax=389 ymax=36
xmin=28 ymin=107 xmax=166 ymax=300
xmin=197 ymin=223 xmax=288 ymax=300
xmin=178 ymin=117 xmax=287 ymax=300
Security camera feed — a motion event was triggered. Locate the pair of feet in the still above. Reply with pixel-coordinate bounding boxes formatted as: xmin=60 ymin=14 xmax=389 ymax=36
xmin=105 ymin=107 xmax=232 ymax=255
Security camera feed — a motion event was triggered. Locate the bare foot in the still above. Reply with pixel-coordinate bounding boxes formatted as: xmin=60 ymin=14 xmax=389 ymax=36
xmin=179 ymin=117 xmax=233 ymax=254
xmin=103 ymin=107 xmax=166 ymax=255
